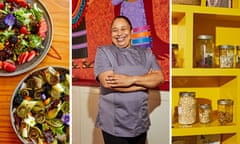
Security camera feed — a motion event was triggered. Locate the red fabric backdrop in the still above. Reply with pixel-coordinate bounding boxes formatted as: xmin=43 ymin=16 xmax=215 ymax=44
xmin=72 ymin=0 xmax=169 ymax=90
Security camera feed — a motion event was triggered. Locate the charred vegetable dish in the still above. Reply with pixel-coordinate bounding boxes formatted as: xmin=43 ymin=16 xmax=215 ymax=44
xmin=11 ymin=66 xmax=69 ymax=144
xmin=0 ymin=0 xmax=48 ymax=73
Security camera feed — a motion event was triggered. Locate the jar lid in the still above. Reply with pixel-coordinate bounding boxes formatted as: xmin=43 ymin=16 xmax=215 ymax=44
xmin=180 ymin=92 xmax=196 ymax=97
xmin=218 ymin=99 xmax=233 ymax=105
xmin=199 ymin=103 xmax=211 ymax=109
xmin=197 ymin=35 xmax=213 ymax=40
xmin=218 ymin=45 xmax=234 ymax=49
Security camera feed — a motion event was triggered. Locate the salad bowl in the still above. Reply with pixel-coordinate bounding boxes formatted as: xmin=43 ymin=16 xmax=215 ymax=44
xmin=0 ymin=0 xmax=53 ymax=76
xmin=10 ymin=66 xmax=70 ymax=144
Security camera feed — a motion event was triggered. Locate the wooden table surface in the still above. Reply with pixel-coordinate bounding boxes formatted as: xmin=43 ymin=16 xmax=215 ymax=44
xmin=0 ymin=0 xmax=69 ymax=143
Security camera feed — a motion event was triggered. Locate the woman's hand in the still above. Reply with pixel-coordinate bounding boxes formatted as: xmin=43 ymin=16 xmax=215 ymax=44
xmin=109 ymin=69 xmax=164 ymax=89
xmin=105 ymin=74 xmax=135 ymax=88
xmin=98 ymin=69 xmax=164 ymax=92
xmin=98 ymin=70 xmax=115 ymax=89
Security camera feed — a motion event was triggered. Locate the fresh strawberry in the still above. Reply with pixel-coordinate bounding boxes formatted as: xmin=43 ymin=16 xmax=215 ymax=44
xmin=27 ymin=50 xmax=36 ymax=62
xmin=38 ymin=18 xmax=47 ymax=38
xmin=20 ymin=26 xmax=28 ymax=34
xmin=16 ymin=0 xmax=27 ymax=7
xmin=18 ymin=53 xmax=24 ymax=64
xmin=3 ymin=61 xmax=16 ymax=72
xmin=0 ymin=2 xmax=4 ymax=9
xmin=18 ymin=52 xmax=24 ymax=64
xmin=18 ymin=51 xmax=29 ymax=64
xmin=21 ymin=51 xmax=29 ymax=64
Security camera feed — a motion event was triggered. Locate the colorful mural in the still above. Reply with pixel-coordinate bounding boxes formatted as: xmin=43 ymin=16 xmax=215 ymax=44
xmin=72 ymin=0 xmax=169 ymax=90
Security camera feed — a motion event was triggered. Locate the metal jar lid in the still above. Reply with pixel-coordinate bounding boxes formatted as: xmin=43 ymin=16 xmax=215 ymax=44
xmin=179 ymin=91 xmax=196 ymax=97
xmin=218 ymin=99 xmax=233 ymax=105
xmin=197 ymin=35 xmax=213 ymax=40
xmin=218 ymin=45 xmax=234 ymax=49
xmin=199 ymin=103 xmax=211 ymax=109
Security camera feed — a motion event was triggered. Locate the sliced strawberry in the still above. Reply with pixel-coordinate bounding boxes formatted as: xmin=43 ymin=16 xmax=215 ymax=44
xmin=3 ymin=61 xmax=16 ymax=72
xmin=16 ymin=0 xmax=27 ymax=7
xmin=38 ymin=18 xmax=47 ymax=38
xmin=27 ymin=50 xmax=36 ymax=62
xmin=18 ymin=51 xmax=29 ymax=64
xmin=21 ymin=51 xmax=29 ymax=64
xmin=18 ymin=53 xmax=24 ymax=64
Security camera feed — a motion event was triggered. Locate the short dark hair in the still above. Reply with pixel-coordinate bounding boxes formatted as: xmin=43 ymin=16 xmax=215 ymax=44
xmin=111 ymin=16 xmax=132 ymax=30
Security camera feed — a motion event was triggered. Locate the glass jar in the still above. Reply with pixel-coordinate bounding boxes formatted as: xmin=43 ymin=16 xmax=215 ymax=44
xmin=178 ymin=92 xmax=196 ymax=125
xmin=236 ymin=45 xmax=240 ymax=68
xmin=195 ymin=35 xmax=214 ymax=68
xmin=217 ymin=99 xmax=233 ymax=125
xmin=219 ymin=45 xmax=234 ymax=68
xmin=172 ymin=44 xmax=179 ymax=68
xmin=199 ymin=104 xmax=211 ymax=124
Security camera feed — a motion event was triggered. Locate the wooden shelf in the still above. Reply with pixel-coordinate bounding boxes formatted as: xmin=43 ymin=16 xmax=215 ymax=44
xmin=173 ymin=4 xmax=240 ymax=16
xmin=172 ymin=122 xmax=237 ymax=136
xmin=172 ymin=12 xmax=185 ymax=24
xmin=172 ymin=75 xmax=236 ymax=87
xmin=172 ymin=68 xmax=240 ymax=76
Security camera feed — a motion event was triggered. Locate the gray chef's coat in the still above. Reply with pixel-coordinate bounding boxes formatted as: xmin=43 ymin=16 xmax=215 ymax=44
xmin=94 ymin=45 xmax=161 ymax=137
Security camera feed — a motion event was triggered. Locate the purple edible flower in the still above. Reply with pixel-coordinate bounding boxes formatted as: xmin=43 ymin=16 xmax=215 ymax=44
xmin=61 ymin=113 xmax=70 ymax=125
xmin=41 ymin=93 xmax=47 ymax=100
xmin=4 ymin=14 xmax=15 ymax=27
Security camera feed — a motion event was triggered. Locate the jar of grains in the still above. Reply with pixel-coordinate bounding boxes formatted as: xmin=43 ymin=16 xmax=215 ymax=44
xmin=217 ymin=99 xmax=233 ymax=125
xmin=178 ymin=92 xmax=196 ymax=125
xmin=219 ymin=45 xmax=234 ymax=68
xmin=199 ymin=104 xmax=212 ymax=124
xmin=195 ymin=35 xmax=214 ymax=68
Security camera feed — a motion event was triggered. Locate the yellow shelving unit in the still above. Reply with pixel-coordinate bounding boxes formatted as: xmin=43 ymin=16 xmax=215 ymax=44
xmin=172 ymin=0 xmax=240 ymax=143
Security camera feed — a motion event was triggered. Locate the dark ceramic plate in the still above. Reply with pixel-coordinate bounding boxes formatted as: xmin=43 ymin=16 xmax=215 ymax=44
xmin=10 ymin=66 xmax=70 ymax=143
xmin=0 ymin=0 xmax=53 ymax=76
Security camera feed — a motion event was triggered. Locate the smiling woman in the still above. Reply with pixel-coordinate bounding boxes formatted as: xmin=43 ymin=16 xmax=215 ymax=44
xmin=112 ymin=0 xmax=152 ymax=48
xmin=111 ymin=16 xmax=132 ymax=48
xmin=94 ymin=16 xmax=164 ymax=144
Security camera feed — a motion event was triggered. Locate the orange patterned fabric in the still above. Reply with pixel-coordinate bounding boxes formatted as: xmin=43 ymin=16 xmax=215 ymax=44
xmin=72 ymin=0 xmax=89 ymax=29
xmin=72 ymin=0 xmax=114 ymax=80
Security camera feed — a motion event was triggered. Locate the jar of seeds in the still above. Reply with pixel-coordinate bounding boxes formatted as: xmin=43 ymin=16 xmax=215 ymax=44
xmin=199 ymin=104 xmax=212 ymax=124
xmin=217 ymin=99 xmax=233 ymax=125
xmin=178 ymin=92 xmax=196 ymax=125
xmin=219 ymin=45 xmax=234 ymax=68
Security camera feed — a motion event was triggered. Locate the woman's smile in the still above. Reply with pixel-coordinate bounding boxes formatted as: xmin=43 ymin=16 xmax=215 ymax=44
xmin=111 ymin=18 xmax=132 ymax=48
